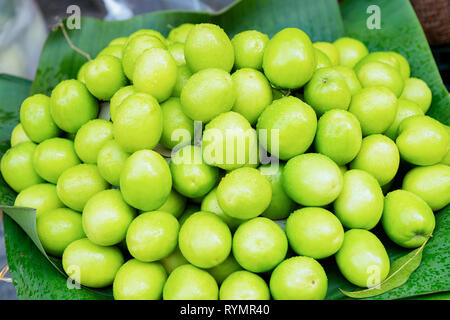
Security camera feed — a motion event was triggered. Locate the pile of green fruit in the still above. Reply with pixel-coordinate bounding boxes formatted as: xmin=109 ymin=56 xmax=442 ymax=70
xmin=1 ymin=22 xmax=449 ymax=300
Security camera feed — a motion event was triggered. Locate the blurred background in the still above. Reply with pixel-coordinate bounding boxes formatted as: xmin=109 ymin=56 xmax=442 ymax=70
xmin=0 ymin=0 xmax=449 ymax=300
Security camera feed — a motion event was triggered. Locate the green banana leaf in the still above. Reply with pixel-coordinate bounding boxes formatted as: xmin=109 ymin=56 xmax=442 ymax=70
xmin=0 ymin=0 xmax=449 ymax=300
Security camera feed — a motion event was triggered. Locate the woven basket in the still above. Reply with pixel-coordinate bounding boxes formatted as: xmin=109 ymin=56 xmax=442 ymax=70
xmin=411 ymin=0 xmax=450 ymax=45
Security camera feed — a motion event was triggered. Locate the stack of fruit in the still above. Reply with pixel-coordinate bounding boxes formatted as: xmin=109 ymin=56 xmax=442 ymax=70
xmin=1 ymin=22 xmax=449 ymax=300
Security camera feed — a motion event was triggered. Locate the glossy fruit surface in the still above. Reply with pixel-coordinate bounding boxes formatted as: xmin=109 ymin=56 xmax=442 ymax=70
xmin=37 ymin=208 xmax=85 ymax=257
xmin=356 ymin=61 xmax=404 ymax=97
xmin=160 ymin=246 xmax=188 ymax=274
xmin=384 ymin=98 xmax=424 ymax=140
xmin=263 ymin=28 xmax=315 ymax=88
xmin=400 ymin=77 xmax=432 ymax=113
xmin=332 ymin=65 xmax=362 ymax=95
xmin=109 ymin=85 xmax=135 ymax=122
xmin=180 ymin=68 xmax=236 ymax=122
xmin=207 ymin=254 xmax=242 ymax=285
xmin=168 ymin=23 xmax=194 ymax=43
xmin=220 ymin=270 xmax=270 ymax=300
xmin=20 ymin=94 xmax=60 ymax=142
xmin=83 ymin=189 xmax=136 ymax=246
xmin=256 ymin=96 xmax=317 ymax=160
xmin=160 ymin=97 xmax=194 ymax=149
xmin=62 ymin=238 xmax=124 ymax=288
xmin=50 ymin=79 xmax=98 ymax=133
xmin=157 ymin=189 xmax=187 ymax=218
xmin=335 ymin=229 xmax=390 ymax=288
xmin=96 ymin=139 xmax=129 ymax=187
xmin=383 ymin=190 xmax=435 ymax=248
xmin=33 ymin=138 xmax=80 ymax=184
xmin=179 ymin=211 xmax=232 ymax=268
xmin=270 ymin=256 xmax=327 ymax=300
xmin=120 ymin=150 xmax=172 ymax=211
xmin=334 ymin=169 xmax=384 ymax=229
xmin=56 ymin=164 xmax=108 ymax=211
xmin=333 ymin=37 xmax=368 ymax=68
xmin=313 ymin=41 xmax=339 ymax=65
xmin=313 ymin=48 xmax=332 ymax=70
xmin=350 ymin=134 xmax=400 ymax=186
xmin=231 ymin=30 xmax=269 ymax=70
xmin=314 ymin=109 xmax=362 ymax=165
xmin=172 ymin=64 xmax=192 ymax=97
xmin=113 ymin=259 xmax=167 ymax=300
xmin=14 ymin=183 xmax=64 ymax=218
xmin=232 ymin=217 xmax=287 ymax=273
xmin=184 ymin=23 xmax=234 ymax=73
xmin=286 ymin=207 xmax=344 ymax=259
xmin=283 ymin=153 xmax=343 ymax=206
xmin=10 ymin=123 xmax=31 ymax=147
xmin=74 ymin=119 xmax=113 ymax=164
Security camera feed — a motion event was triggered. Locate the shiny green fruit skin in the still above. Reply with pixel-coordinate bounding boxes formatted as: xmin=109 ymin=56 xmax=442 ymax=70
xmin=283 ymin=153 xmax=343 ymax=206
xmin=62 ymin=238 xmax=124 ymax=288
xmin=160 ymin=97 xmax=194 ymax=149
xmin=350 ymin=134 xmax=400 ymax=186
xmin=168 ymin=42 xmax=186 ymax=66
xmin=286 ymin=207 xmax=344 ymax=259
xmin=133 ymin=48 xmax=177 ymax=102
xmin=231 ymin=68 xmax=273 ymax=125
xmin=109 ymin=36 xmax=128 ymax=46
xmin=113 ymin=259 xmax=167 ymax=300
xmin=168 ymin=23 xmax=194 ymax=43
xmin=270 ymin=256 xmax=328 ymax=300
xmin=172 ymin=64 xmax=192 ymax=97
xmin=14 ymin=183 xmax=64 ymax=218
xmin=96 ymin=139 xmax=129 ymax=187
xmin=84 ymin=55 xmax=127 ymax=100
xmin=50 ymin=79 xmax=98 ymax=133
xmin=10 ymin=123 xmax=31 ymax=147
xmin=1 ymin=142 xmax=43 ymax=192
xmin=384 ymin=99 xmax=424 ymax=140
xmin=207 ymin=254 xmax=242 ymax=285
xmin=313 ymin=41 xmax=340 ymax=66
xmin=202 ymin=111 xmax=258 ymax=170
xmin=348 ymin=86 xmax=398 ymax=136
xmin=113 ymin=92 xmax=163 ymax=153
xmin=97 ymin=44 xmax=123 ymax=60
xmin=74 ymin=119 xmax=113 ymax=164
xmin=170 ymin=145 xmax=218 ymax=198
xmin=263 ymin=28 xmax=315 ymax=89
xmin=232 ymin=217 xmax=288 ymax=273
xmin=157 ymin=189 xmax=187 ymax=218
xmin=400 ymin=77 xmax=432 ymax=113
xmin=56 ymin=164 xmax=108 ymax=211
xmin=333 ymin=37 xmax=369 ymax=68
xmin=217 ymin=167 xmax=272 ymax=220
xmin=354 ymin=51 xmax=401 ymax=73
xmin=126 ymin=211 xmax=179 ymax=262
xmin=258 ymin=163 xmax=295 ymax=220
xmin=304 ymin=67 xmax=351 ymax=116
xmin=120 ymin=150 xmax=172 ymax=211
xmin=180 ymin=68 xmax=236 ymax=122
xmin=356 ymin=61 xmax=404 ymax=97
xmin=334 ymin=169 xmax=384 ymax=230
xmin=129 ymin=29 xmax=166 ymax=44
xmin=160 ymin=246 xmax=189 ymax=274
xmin=313 ymin=48 xmax=332 ymax=70
xmin=396 ymin=115 xmax=449 ymax=166
xmin=402 ymin=164 xmax=450 ymax=211
xmin=256 ymin=96 xmax=317 ymax=160
xmin=82 ymin=189 xmax=136 ymax=246
xmin=20 ymin=94 xmax=60 ymax=142
xmin=201 ymin=187 xmax=244 ymax=230
xmin=33 ymin=138 xmax=81 ymax=184
xmin=336 ymin=229 xmax=390 ymax=288
xmin=163 ymin=264 xmax=219 ymax=300
xmin=391 ymin=52 xmax=410 ymax=79
xmin=382 ymin=190 xmax=435 ymax=248
xmin=231 ymin=30 xmax=269 ymax=70
xmin=332 ymin=65 xmax=362 ymax=95
xmin=109 ymin=85 xmax=135 ymax=122
xmin=179 ymin=211 xmax=232 ymax=268
xmin=37 ymin=208 xmax=85 ymax=257
xmin=220 ymin=270 xmax=270 ymax=300
xmin=184 ymin=23 xmax=234 ymax=73
xmin=121 ymin=34 xmax=166 ymax=80
xmin=315 ymin=109 xmax=362 ymax=165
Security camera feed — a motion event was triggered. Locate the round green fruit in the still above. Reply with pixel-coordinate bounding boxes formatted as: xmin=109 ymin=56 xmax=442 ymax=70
xmin=97 ymin=44 xmax=123 ymax=60
xmin=269 ymin=256 xmax=327 ymax=300
xmin=168 ymin=23 xmax=194 ymax=43
xmin=283 ymin=153 xmax=343 ymax=206
xmin=384 ymin=98 xmax=424 ymax=140
xmin=332 ymin=65 xmax=362 ymax=95
xmin=37 ymin=208 xmax=85 ymax=257
xmin=231 ymin=30 xmax=269 ymax=70
xmin=113 ymin=259 xmax=167 ymax=300
xmin=74 ymin=119 xmax=113 ymax=164
xmin=313 ymin=48 xmax=332 ymax=70
xmin=20 ymin=94 xmax=60 ymax=142
xmin=333 ymin=37 xmax=368 ymax=68
xmin=256 ymin=96 xmax=317 ymax=160
xmin=172 ymin=64 xmax=192 ymax=97
xmin=207 ymin=254 xmax=242 ymax=285
xmin=263 ymin=28 xmax=315 ymax=89
xmin=313 ymin=41 xmax=340 ymax=66
xmin=160 ymin=97 xmax=194 ymax=149
xmin=201 ymin=187 xmax=244 ymax=230
xmin=10 ymin=123 xmax=31 ymax=147
xmin=383 ymin=190 xmax=435 ymax=248
xmin=62 ymin=238 xmax=124 ymax=288
xmin=179 ymin=211 xmax=232 ymax=268
xmin=156 ymin=189 xmax=187 ymax=218
xmin=335 ymin=229 xmax=390 ymax=288
xmin=286 ymin=207 xmax=344 ymax=259
xmin=160 ymin=246 xmax=188 ymax=274
xmin=120 ymin=150 xmax=172 ymax=211
xmin=109 ymin=85 xmax=135 ymax=122
xmin=14 ymin=183 xmax=64 ymax=218
xmin=356 ymin=61 xmax=404 ymax=97
xmin=96 ymin=139 xmax=129 ymax=187
xmin=400 ymin=77 xmax=432 ymax=113
xmin=167 ymin=42 xmax=186 ymax=66
xmin=334 ymin=169 xmax=384 ymax=229
xmin=232 ymin=217 xmax=287 ymax=273
xmin=220 ymin=271 xmax=270 ymax=300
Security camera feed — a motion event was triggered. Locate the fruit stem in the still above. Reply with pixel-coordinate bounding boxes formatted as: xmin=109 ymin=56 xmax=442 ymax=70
xmin=55 ymin=20 xmax=92 ymax=61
